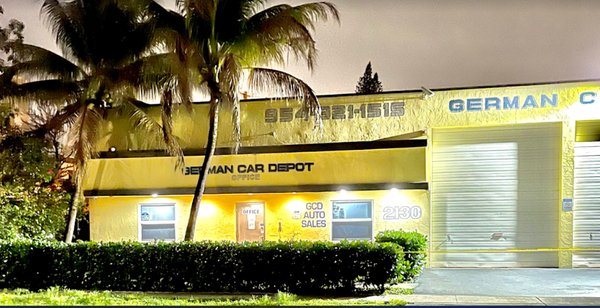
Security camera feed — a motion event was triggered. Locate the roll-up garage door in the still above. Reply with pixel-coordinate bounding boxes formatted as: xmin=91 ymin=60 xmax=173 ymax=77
xmin=431 ymin=123 xmax=560 ymax=267
xmin=574 ymin=141 xmax=600 ymax=267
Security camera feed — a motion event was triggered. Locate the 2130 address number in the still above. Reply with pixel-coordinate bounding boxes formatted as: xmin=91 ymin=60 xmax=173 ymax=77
xmin=382 ymin=206 xmax=422 ymax=220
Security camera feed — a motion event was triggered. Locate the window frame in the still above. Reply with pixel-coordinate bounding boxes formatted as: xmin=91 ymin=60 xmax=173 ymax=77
xmin=138 ymin=202 xmax=177 ymax=242
xmin=330 ymin=199 xmax=374 ymax=241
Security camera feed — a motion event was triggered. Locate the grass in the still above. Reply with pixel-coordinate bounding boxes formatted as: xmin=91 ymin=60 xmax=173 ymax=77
xmin=384 ymin=285 xmax=414 ymax=295
xmin=0 ymin=287 xmax=407 ymax=306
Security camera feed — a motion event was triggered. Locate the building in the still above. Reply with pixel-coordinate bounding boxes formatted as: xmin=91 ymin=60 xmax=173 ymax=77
xmin=84 ymin=80 xmax=600 ymax=268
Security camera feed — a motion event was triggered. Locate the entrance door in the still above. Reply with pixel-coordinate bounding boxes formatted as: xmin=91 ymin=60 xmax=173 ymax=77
xmin=236 ymin=202 xmax=265 ymax=242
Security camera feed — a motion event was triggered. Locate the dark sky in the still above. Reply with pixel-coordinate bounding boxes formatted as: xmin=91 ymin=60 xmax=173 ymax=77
xmin=3 ymin=0 xmax=600 ymax=95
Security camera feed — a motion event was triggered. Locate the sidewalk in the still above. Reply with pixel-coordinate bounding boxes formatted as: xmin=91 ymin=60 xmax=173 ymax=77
xmin=370 ymin=294 xmax=600 ymax=306
xmin=365 ymin=274 xmax=600 ymax=306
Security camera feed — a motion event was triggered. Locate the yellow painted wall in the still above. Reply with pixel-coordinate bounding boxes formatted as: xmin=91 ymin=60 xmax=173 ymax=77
xmin=89 ymin=189 xmax=428 ymax=243
xmin=83 ymin=147 xmax=425 ymax=191
xmin=88 ymin=80 xmax=600 ymax=268
xmin=96 ymin=81 xmax=600 ymax=152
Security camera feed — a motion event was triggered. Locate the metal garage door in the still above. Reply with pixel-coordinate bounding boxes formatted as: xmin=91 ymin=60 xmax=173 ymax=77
xmin=574 ymin=141 xmax=600 ymax=267
xmin=431 ymin=123 xmax=560 ymax=267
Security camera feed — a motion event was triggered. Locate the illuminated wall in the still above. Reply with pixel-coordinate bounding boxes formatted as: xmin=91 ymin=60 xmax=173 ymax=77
xmin=89 ymin=189 xmax=428 ymax=242
xmin=83 ymin=147 xmax=425 ymax=192
xmin=96 ymin=81 xmax=600 ymax=152
xmin=87 ymin=80 xmax=600 ymax=268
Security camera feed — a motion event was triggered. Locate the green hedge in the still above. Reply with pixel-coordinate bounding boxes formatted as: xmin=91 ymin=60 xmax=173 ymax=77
xmin=375 ymin=230 xmax=427 ymax=282
xmin=0 ymin=240 xmax=399 ymax=294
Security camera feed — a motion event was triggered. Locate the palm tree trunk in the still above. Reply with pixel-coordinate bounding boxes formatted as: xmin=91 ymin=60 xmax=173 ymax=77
xmin=65 ymin=166 xmax=85 ymax=243
xmin=185 ymin=98 xmax=220 ymax=241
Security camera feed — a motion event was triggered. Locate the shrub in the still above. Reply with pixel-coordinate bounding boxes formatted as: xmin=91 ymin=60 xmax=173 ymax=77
xmin=0 ymin=240 xmax=399 ymax=295
xmin=375 ymin=230 xmax=427 ymax=282
xmin=0 ymin=186 xmax=69 ymax=241
xmin=0 ymin=119 xmax=71 ymax=241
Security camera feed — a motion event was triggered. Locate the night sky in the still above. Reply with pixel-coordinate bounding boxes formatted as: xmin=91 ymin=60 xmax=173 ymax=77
xmin=3 ymin=0 xmax=600 ymax=95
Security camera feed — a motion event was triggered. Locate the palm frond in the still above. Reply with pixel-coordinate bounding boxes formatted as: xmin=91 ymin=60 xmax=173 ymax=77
xmin=242 ymin=0 xmax=269 ymax=16
xmin=160 ymin=90 xmax=185 ymax=168
xmin=1 ymin=79 xmax=81 ymax=104
xmin=113 ymin=97 xmax=185 ymax=168
xmin=289 ymin=2 xmax=340 ymax=31
xmin=114 ymin=53 xmax=171 ymax=100
xmin=69 ymin=101 xmax=103 ymax=168
xmin=147 ymin=2 xmax=188 ymax=51
xmin=111 ymin=44 xmax=201 ymax=101
xmin=132 ymin=52 xmax=201 ymax=111
xmin=178 ymin=0 xmax=214 ymax=20
xmin=219 ymin=54 xmax=242 ymax=153
xmin=248 ymin=67 xmax=322 ymax=129
xmin=179 ymin=0 xmax=213 ymax=43
xmin=21 ymin=102 xmax=68 ymax=138
xmin=7 ymin=43 xmax=86 ymax=81
xmin=43 ymin=0 xmax=157 ymax=71
xmin=212 ymin=0 xmax=269 ymax=42
xmin=171 ymin=38 xmax=197 ymax=110
xmin=27 ymin=99 xmax=82 ymax=137
xmin=234 ymin=2 xmax=338 ymax=70
xmin=41 ymin=0 xmax=87 ymax=66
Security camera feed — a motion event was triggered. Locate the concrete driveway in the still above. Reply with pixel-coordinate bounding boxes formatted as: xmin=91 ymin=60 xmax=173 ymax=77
xmin=413 ymin=268 xmax=600 ymax=297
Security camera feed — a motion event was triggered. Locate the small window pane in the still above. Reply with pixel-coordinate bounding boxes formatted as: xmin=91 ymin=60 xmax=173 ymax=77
xmin=333 ymin=202 xmax=371 ymax=219
xmin=141 ymin=205 xmax=175 ymax=221
xmin=332 ymin=221 xmax=372 ymax=240
xmin=141 ymin=224 xmax=175 ymax=241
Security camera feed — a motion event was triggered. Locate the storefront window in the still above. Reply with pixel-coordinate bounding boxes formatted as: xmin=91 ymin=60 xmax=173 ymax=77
xmin=139 ymin=204 xmax=176 ymax=241
xmin=332 ymin=200 xmax=373 ymax=241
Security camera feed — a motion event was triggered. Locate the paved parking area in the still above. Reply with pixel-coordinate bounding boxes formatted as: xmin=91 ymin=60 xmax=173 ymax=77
xmin=413 ymin=268 xmax=600 ymax=297
xmin=377 ymin=294 xmax=600 ymax=306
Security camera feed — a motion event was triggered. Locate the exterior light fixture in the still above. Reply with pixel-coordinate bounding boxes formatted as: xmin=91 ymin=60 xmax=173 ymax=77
xmin=109 ymin=146 xmax=117 ymax=152
xmin=420 ymin=87 xmax=435 ymax=99
xmin=151 ymin=193 xmax=158 ymax=198
xmin=400 ymin=87 xmax=435 ymax=101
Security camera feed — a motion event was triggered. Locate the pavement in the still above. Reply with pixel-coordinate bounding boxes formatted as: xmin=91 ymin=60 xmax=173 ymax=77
xmin=376 ymin=268 xmax=600 ymax=306
xmin=369 ymin=294 xmax=600 ymax=306
xmin=414 ymin=268 xmax=600 ymax=297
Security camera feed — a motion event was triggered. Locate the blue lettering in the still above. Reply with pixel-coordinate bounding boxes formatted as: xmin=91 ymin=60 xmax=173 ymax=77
xmin=466 ymin=98 xmax=482 ymax=111
xmin=580 ymin=91 xmax=596 ymax=104
xmin=484 ymin=97 xmax=501 ymax=110
xmin=541 ymin=93 xmax=558 ymax=107
xmin=449 ymin=94 xmax=559 ymax=112
xmin=522 ymin=95 xmax=538 ymax=109
xmin=449 ymin=99 xmax=464 ymax=112
xmin=503 ymin=96 xmax=519 ymax=109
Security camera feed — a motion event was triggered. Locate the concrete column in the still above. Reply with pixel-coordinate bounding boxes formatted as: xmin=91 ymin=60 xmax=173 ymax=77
xmin=559 ymin=119 xmax=576 ymax=268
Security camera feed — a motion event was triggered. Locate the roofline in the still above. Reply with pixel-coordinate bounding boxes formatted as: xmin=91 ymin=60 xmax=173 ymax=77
xmin=98 ymin=139 xmax=427 ymax=159
xmin=132 ymin=78 xmax=600 ymax=107
xmin=84 ymin=182 xmax=429 ymax=196
xmin=419 ymin=78 xmax=600 ymax=95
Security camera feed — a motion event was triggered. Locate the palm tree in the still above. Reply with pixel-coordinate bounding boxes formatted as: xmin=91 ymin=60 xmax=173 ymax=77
xmin=1 ymin=0 xmax=182 ymax=242
xmin=153 ymin=0 xmax=339 ymax=240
